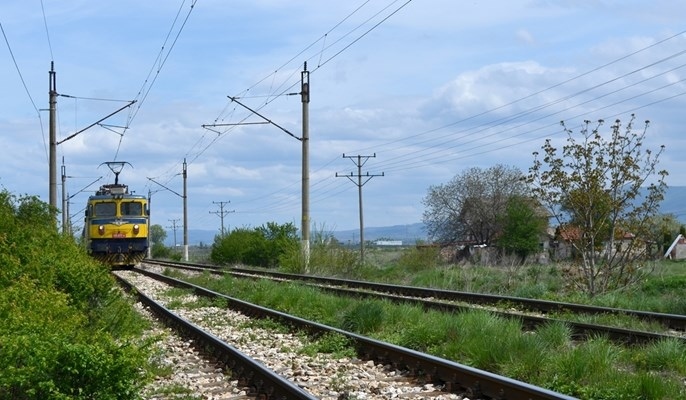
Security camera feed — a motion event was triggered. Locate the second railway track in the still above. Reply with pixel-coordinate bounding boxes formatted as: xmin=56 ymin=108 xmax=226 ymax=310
xmin=143 ymin=259 xmax=686 ymax=346
xmin=117 ymin=267 xmax=576 ymax=400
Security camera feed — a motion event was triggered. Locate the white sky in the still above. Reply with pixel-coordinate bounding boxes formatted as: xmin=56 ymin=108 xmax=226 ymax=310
xmin=2 ymin=0 xmax=686 ymax=235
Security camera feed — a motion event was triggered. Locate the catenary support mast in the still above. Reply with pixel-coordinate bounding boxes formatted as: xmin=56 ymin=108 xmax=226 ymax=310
xmin=49 ymin=62 xmax=57 ymax=213
xmin=301 ymin=63 xmax=310 ymax=269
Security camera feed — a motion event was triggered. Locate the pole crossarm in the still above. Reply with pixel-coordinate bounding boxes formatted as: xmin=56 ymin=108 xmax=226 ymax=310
xmin=67 ymin=176 xmax=103 ymax=200
xmin=202 ymin=121 xmax=269 ymax=128
xmin=147 ymin=177 xmax=183 ymax=198
xmin=227 ymin=96 xmax=302 ymax=141
xmin=336 ymin=153 xmax=385 ymax=185
xmin=57 ymin=100 xmax=136 ymax=145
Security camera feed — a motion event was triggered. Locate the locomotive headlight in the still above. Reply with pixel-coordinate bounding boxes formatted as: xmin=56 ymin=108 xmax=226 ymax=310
xmin=98 ymin=225 xmax=105 ymax=235
xmin=133 ymin=224 xmax=140 ymax=235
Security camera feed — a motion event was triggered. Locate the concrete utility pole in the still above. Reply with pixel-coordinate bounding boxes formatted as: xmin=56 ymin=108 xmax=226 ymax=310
xmin=202 ymin=61 xmax=311 ymax=269
xmin=147 ymin=190 xmax=153 ymax=258
xmin=336 ymin=154 xmax=384 ymax=264
xmin=301 ymin=62 xmax=310 ymax=269
xmin=210 ymin=201 xmax=234 ymax=236
xmin=47 ymin=62 xmax=135 ymax=226
xmin=60 ymin=159 xmax=68 ymax=234
xmin=49 ymin=62 xmax=57 ymax=213
xmin=182 ymin=159 xmax=188 ymax=262
xmin=147 ymin=161 xmax=187 ymax=260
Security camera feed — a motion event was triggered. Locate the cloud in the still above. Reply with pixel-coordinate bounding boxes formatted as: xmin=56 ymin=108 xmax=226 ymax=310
xmin=3 ymin=0 xmax=686 ymax=233
xmin=516 ymin=29 xmax=536 ymax=46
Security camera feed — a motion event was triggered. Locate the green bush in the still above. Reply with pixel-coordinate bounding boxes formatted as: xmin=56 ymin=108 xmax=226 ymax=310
xmin=210 ymin=222 xmax=299 ymax=268
xmin=0 ymin=190 xmax=150 ymax=399
xmin=151 ymin=242 xmax=172 ymax=258
xmin=211 ymin=228 xmax=265 ymax=265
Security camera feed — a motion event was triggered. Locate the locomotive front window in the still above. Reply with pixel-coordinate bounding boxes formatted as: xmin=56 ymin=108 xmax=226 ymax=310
xmin=121 ymin=202 xmax=143 ymax=216
xmin=94 ymin=202 xmax=116 ymax=217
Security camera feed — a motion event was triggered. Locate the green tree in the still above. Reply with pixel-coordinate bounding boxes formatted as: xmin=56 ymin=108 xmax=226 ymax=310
xmin=497 ymin=196 xmax=548 ymax=264
xmin=644 ymin=213 xmax=682 ymax=256
xmin=149 ymin=224 xmax=167 ymax=245
xmin=527 ymin=116 xmax=667 ymax=296
xmin=149 ymin=224 xmax=171 ymax=258
xmin=422 ymin=164 xmax=529 ymax=245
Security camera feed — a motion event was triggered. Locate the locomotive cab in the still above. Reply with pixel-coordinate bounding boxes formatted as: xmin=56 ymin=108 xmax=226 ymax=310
xmin=84 ymin=162 xmax=149 ymax=268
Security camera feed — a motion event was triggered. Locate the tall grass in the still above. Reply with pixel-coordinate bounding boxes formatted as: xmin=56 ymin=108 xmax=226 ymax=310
xmin=174 ymin=243 xmax=686 ymax=399
xmin=177 ymin=270 xmax=686 ymax=399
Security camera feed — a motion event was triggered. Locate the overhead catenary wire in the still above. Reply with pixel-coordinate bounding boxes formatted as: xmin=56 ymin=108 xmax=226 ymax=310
xmin=51 ymin=2 xmax=678 ymax=230
xmin=0 ymin=21 xmax=49 ymax=161
xmin=39 ymin=0 xmax=53 ymax=61
xmin=193 ymin=8 xmax=685 ymax=184
xmin=166 ymin=1 xmax=415 ymax=230
xmin=110 ymin=0 xmax=199 ymax=163
xmin=199 ymin=30 xmax=686 ymax=223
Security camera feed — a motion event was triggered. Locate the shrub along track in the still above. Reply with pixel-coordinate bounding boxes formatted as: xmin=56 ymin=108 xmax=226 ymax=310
xmin=143 ymin=259 xmax=686 ymax=346
xmin=120 ymin=266 xmax=576 ymax=400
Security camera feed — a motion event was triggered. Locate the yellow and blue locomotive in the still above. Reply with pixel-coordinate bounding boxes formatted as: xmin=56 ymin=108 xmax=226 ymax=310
xmin=83 ymin=162 xmax=148 ymax=267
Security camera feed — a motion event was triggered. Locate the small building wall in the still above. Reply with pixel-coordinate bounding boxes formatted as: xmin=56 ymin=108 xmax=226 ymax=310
xmin=664 ymin=234 xmax=686 ymax=260
xmin=674 ymin=244 xmax=686 ymax=259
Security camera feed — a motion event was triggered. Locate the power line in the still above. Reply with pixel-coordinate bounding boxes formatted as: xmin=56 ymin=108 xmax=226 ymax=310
xmin=0 ymin=21 xmax=48 ymax=161
xmin=112 ymin=0 xmax=199 ymax=163
xmin=39 ymin=0 xmax=54 ymax=61
xmin=127 ymin=0 xmax=198 ymax=126
xmin=154 ymin=11 xmax=686 ymax=229
xmin=223 ymin=36 xmax=686 ymax=219
xmin=202 ymin=1 xmax=413 ymax=145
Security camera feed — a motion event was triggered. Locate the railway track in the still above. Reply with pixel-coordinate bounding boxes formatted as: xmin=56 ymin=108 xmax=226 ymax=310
xmin=142 ymin=259 xmax=685 ymax=346
xmin=116 ymin=267 xmax=576 ymax=400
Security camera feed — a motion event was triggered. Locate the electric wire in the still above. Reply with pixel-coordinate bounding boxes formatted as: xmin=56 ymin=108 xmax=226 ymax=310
xmin=213 ymin=33 xmax=686 ymax=222
xmin=0 ymin=21 xmax=49 ymax=162
xmin=28 ymin=2 xmax=680 ymax=231
xmin=39 ymin=0 xmax=53 ymax=61
xmin=115 ymin=0 xmax=199 ymax=162
xmin=181 ymin=0 xmax=412 ymax=197
xmin=373 ymin=58 xmax=686 ymax=173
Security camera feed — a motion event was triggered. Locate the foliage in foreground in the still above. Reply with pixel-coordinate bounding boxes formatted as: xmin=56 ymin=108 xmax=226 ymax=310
xmin=0 ymin=190 xmax=150 ymax=399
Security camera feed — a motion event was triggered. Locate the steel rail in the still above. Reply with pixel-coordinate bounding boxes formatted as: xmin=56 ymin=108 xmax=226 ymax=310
xmin=144 ymin=260 xmax=685 ymax=345
xmin=229 ymin=266 xmax=686 ymax=331
xmin=132 ymin=266 xmax=577 ymax=400
xmin=114 ymin=273 xmax=318 ymax=400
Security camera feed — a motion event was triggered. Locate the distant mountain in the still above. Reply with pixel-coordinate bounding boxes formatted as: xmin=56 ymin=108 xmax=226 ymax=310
xmin=659 ymin=186 xmax=686 ymax=222
xmin=165 ymin=224 xmax=427 ymax=247
xmin=166 ymin=186 xmax=686 ymax=246
xmin=331 ymin=223 xmax=427 ymax=245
